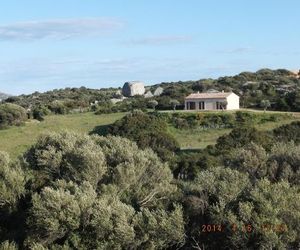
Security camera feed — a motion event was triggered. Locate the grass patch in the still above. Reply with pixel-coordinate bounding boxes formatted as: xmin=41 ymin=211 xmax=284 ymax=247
xmin=169 ymin=116 xmax=299 ymax=149
xmin=168 ymin=126 xmax=231 ymax=149
xmin=0 ymin=112 xmax=125 ymax=159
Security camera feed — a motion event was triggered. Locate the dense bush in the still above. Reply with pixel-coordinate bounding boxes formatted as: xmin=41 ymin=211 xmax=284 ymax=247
xmin=267 ymin=141 xmax=300 ymax=185
xmin=235 ymin=111 xmax=282 ymax=126
xmin=32 ymin=105 xmax=51 ymax=121
xmin=105 ymin=111 xmax=180 ymax=161
xmin=225 ymin=142 xmax=268 ymax=181
xmin=174 ymin=149 xmax=220 ymax=180
xmin=0 ymin=152 xmax=25 ymax=210
xmin=48 ymin=100 xmax=69 ymax=114
xmin=1 ymin=117 xmax=300 ymax=249
xmin=95 ymin=97 xmax=148 ymax=115
xmin=0 ymin=103 xmax=27 ymax=129
xmin=5 ymin=87 xmax=114 ymax=111
xmin=187 ymin=174 xmax=300 ymax=249
xmin=151 ymin=111 xmax=287 ymax=132
xmin=215 ymin=126 xmax=274 ymax=152
xmin=0 ymin=132 xmax=184 ymax=249
xmin=273 ymin=121 xmax=300 ymax=143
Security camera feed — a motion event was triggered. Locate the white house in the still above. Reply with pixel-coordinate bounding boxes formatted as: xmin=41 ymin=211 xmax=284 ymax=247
xmin=185 ymin=92 xmax=239 ymax=111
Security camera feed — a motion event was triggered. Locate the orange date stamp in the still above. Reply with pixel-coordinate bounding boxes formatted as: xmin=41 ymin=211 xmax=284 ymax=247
xmin=201 ymin=224 xmax=288 ymax=233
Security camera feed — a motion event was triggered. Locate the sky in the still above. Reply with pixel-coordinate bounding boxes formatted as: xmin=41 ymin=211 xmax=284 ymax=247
xmin=0 ymin=0 xmax=299 ymax=95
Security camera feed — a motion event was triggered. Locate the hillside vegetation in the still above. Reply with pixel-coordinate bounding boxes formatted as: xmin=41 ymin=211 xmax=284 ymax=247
xmin=1 ymin=68 xmax=300 ymax=249
xmin=0 ymin=110 xmax=300 ymax=249
xmin=2 ymin=69 xmax=300 ymax=119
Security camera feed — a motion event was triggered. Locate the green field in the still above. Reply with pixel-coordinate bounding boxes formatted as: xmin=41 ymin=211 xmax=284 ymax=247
xmin=0 ymin=111 xmax=299 ymax=158
xmin=0 ymin=112 xmax=125 ymax=159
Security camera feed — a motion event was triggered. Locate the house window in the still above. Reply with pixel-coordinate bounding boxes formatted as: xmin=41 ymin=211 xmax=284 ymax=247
xmin=199 ymin=101 xmax=205 ymax=110
xmin=188 ymin=102 xmax=196 ymax=110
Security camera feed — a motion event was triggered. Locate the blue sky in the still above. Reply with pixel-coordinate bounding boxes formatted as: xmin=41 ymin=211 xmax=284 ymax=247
xmin=0 ymin=0 xmax=299 ymax=95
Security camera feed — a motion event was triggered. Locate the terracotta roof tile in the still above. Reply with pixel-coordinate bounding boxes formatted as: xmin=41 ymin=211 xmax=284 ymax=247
xmin=185 ymin=92 xmax=233 ymax=99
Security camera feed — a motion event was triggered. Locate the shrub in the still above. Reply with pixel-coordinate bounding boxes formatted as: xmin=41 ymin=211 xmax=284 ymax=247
xmin=170 ymin=113 xmax=235 ymax=130
xmin=95 ymin=97 xmax=148 ymax=115
xmin=215 ymin=127 xmax=273 ymax=152
xmin=235 ymin=111 xmax=255 ymax=126
xmin=24 ymin=131 xmax=107 ymax=190
xmin=0 ymin=103 xmax=27 ymax=129
xmin=105 ymin=111 xmax=179 ymax=161
xmin=48 ymin=100 xmax=68 ymax=114
xmin=273 ymin=121 xmax=300 ymax=143
xmin=32 ymin=105 xmax=51 ymax=121
xmin=22 ymin=132 xmax=184 ymax=249
xmin=0 ymin=152 xmax=25 ymax=210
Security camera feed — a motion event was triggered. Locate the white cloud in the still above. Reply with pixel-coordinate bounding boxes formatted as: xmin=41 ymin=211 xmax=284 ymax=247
xmin=0 ymin=18 xmax=123 ymax=41
xmin=125 ymin=35 xmax=192 ymax=45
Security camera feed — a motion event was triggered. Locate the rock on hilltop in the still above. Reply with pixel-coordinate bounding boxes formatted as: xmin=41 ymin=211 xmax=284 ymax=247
xmin=122 ymin=81 xmax=145 ymax=97
xmin=0 ymin=92 xmax=10 ymax=101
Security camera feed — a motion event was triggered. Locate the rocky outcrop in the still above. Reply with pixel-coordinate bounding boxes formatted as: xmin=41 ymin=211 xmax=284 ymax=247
xmin=122 ymin=81 xmax=145 ymax=97
xmin=153 ymin=87 xmax=164 ymax=96
xmin=110 ymin=97 xmax=126 ymax=104
xmin=0 ymin=92 xmax=10 ymax=101
xmin=144 ymin=91 xmax=153 ymax=98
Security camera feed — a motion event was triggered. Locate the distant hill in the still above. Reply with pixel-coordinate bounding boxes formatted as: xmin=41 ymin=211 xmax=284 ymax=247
xmin=3 ymin=68 xmax=300 ymax=112
xmin=148 ymin=68 xmax=300 ymax=111
xmin=0 ymin=92 xmax=10 ymax=101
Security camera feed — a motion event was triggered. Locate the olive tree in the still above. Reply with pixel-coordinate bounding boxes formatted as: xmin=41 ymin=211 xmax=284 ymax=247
xmin=170 ymin=99 xmax=180 ymax=111
xmin=260 ymin=99 xmax=271 ymax=112
xmin=148 ymin=100 xmax=158 ymax=110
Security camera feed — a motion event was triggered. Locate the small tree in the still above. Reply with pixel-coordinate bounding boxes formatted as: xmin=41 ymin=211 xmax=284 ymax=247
xmin=148 ymin=100 xmax=158 ymax=110
xmin=220 ymin=101 xmax=228 ymax=111
xmin=170 ymin=99 xmax=180 ymax=111
xmin=260 ymin=99 xmax=271 ymax=112
xmin=32 ymin=105 xmax=51 ymax=121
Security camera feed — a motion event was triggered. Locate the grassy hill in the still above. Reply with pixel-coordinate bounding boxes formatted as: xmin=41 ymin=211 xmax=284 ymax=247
xmin=0 ymin=110 xmax=299 ymax=159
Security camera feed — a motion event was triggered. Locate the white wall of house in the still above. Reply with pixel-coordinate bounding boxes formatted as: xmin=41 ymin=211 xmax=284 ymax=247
xmin=185 ymin=98 xmax=226 ymax=110
xmin=226 ymin=93 xmax=240 ymax=110
xmin=184 ymin=93 xmax=240 ymax=111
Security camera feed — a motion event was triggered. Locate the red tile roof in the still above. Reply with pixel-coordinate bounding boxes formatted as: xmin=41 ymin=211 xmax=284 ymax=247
xmin=185 ymin=92 xmax=233 ymax=99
